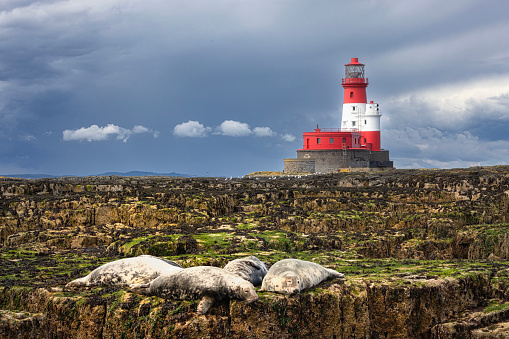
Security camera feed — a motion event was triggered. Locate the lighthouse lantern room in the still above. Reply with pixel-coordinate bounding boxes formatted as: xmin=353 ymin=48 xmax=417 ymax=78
xmin=284 ymin=58 xmax=393 ymax=173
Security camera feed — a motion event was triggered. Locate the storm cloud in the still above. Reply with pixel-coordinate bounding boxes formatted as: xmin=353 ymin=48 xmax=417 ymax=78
xmin=1 ymin=0 xmax=509 ymax=176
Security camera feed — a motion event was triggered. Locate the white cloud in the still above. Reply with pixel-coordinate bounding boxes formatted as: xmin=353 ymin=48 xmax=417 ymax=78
xmin=132 ymin=125 xmax=149 ymax=134
xmin=173 ymin=120 xmax=282 ymax=138
xmin=173 ymin=120 xmax=211 ymax=137
xmin=62 ymin=124 xmax=155 ymax=142
xmin=215 ymin=120 xmax=252 ymax=137
xmin=133 ymin=125 xmax=160 ymax=138
xmin=281 ymin=133 xmax=297 ymax=142
xmin=253 ymin=126 xmax=275 ymax=137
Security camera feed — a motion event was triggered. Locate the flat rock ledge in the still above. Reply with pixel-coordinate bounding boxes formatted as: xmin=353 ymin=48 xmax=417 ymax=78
xmin=2 ymin=271 xmax=509 ymax=338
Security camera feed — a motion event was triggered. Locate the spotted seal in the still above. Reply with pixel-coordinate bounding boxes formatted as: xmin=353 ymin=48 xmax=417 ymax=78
xmin=66 ymin=255 xmax=182 ymax=288
xmin=130 ymin=266 xmax=258 ymax=314
xmin=259 ymin=258 xmax=345 ymax=294
xmin=223 ymin=255 xmax=268 ymax=286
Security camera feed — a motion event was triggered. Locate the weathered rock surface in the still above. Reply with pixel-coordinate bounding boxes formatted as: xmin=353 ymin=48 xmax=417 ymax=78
xmin=1 ymin=167 xmax=509 ymax=337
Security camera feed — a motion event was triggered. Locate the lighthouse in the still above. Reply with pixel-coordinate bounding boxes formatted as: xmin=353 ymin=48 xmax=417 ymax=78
xmin=283 ymin=57 xmax=393 ymax=173
xmin=341 ymin=58 xmax=381 ymax=151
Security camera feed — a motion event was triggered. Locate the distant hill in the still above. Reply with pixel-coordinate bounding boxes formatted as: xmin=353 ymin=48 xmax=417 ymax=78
xmin=1 ymin=171 xmax=194 ymax=179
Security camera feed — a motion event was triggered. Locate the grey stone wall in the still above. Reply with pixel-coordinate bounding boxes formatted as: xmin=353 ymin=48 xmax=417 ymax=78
xmin=283 ymin=159 xmax=315 ymax=173
xmin=284 ymin=149 xmax=393 ymax=173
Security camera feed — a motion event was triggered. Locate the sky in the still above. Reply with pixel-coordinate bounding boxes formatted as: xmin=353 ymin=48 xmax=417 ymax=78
xmin=1 ymin=0 xmax=509 ymax=177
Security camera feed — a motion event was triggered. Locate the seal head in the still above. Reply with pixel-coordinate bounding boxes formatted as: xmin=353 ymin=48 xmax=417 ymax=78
xmin=223 ymin=255 xmax=268 ymax=286
xmin=260 ymin=258 xmax=345 ymax=295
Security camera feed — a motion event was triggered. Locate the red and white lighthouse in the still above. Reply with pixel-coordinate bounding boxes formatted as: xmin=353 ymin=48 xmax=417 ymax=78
xmin=283 ymin=57 xmax=392 ymax=173
xmin=341 ymin=58 xmax=381 ymax=151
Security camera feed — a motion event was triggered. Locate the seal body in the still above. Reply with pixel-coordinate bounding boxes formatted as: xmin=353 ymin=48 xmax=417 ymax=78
xmin=223 ymin=255 xmax=268 ymax=286
xmin=130 ymin=266 xmax=258 ymax=314
xmin=260 ymin=258 xmax=344 ymax=294
xmin=66 ymin=255 xmax=182 ymax=288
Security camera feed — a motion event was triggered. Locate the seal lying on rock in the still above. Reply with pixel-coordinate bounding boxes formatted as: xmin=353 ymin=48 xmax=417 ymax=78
xmin=66 ymin=255 xmax=182 ymax=288
xmin=260 ymin=258 xmax=345 ymax=295
xmin=130 ymin=266 xmax=258 ymax=314
xmin=223 ymin=255 xmax=268 ymax=286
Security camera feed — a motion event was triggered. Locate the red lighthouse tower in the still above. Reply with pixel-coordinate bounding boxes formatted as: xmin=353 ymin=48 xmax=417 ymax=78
xmin=283 ymin=57 xmax=392 ymax=173
xmin=341 ymin=58 xmax=381 ymax=151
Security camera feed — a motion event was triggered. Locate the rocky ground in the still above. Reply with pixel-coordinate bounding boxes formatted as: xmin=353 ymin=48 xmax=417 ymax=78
xmin=1 ymin=166 xmax=509 ymax=338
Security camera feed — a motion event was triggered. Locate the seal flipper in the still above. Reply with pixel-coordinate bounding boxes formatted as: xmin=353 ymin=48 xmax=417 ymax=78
xmin=130 ymin=283 xmax=151 ymax=295
xmin=326 ymin=268 xmax=345 ymax=279
xmin=197 ymin=296 xmax=215 ymax=315
xmin=65 ymin=277 xmax=88 ymax=288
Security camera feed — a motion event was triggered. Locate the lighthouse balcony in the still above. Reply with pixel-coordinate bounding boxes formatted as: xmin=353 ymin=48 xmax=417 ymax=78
xmin=313 ymin=128 xmax=363 ymax=133
xmin=342 ymin=78 xmax=368 ymax=85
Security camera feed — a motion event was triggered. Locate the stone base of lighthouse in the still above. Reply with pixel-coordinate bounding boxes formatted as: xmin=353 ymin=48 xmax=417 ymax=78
xmin=284 ymin=149 xmax=393 ymax=174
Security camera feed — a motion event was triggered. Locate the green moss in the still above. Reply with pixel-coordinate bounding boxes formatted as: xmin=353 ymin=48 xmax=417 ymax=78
xmin=237 ymin=223 xmax=257 ymax=230
xmin=120 ymin=235 xmax=157 ymax=252
xmin=484 ymin=300 xmax=509 ymax=313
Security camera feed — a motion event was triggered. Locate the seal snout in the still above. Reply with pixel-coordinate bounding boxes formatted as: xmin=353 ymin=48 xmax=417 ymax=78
xmin=245 ymin=293 xmax=259 ymax=304
xmin=240 ymin=285 xmax=259 ymax=303
xmin=280 ymin=274 xmax=300 ymax=294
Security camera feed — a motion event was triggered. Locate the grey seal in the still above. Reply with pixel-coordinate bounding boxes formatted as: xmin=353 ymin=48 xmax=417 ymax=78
xmin=130 ymin=266 xmax=258 ymax=314
xmin=66 ymin=255 xmax=182 ymax=288
xmin=223 ymin=255 xmax=268 ymax=286
xmin=259 ymin=258 xmax=345 ymax=294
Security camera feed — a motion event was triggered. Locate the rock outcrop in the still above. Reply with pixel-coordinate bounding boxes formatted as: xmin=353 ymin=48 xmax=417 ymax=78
xmin=1 ymin=167 xmax=509 ymax=337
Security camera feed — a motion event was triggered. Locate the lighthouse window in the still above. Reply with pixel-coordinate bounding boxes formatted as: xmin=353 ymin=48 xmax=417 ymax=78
xmin=329 ymin=138 xmax=334 ymax=144
xmin=317 ymin=138 xmax=321 ymax=144
xmin=364 ymin=120 xmax=367 ymax=124
xmin=352 ymin=106 xmax=356 ymax=111
xmin=352 ymin=121 xmax=356 ymax=127
xmin=350 ymin=91 xmax=354 ymax=98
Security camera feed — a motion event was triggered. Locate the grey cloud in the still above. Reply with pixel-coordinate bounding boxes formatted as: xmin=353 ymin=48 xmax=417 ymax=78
xmin=384 ymin=127 xmax=509 ymax=168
